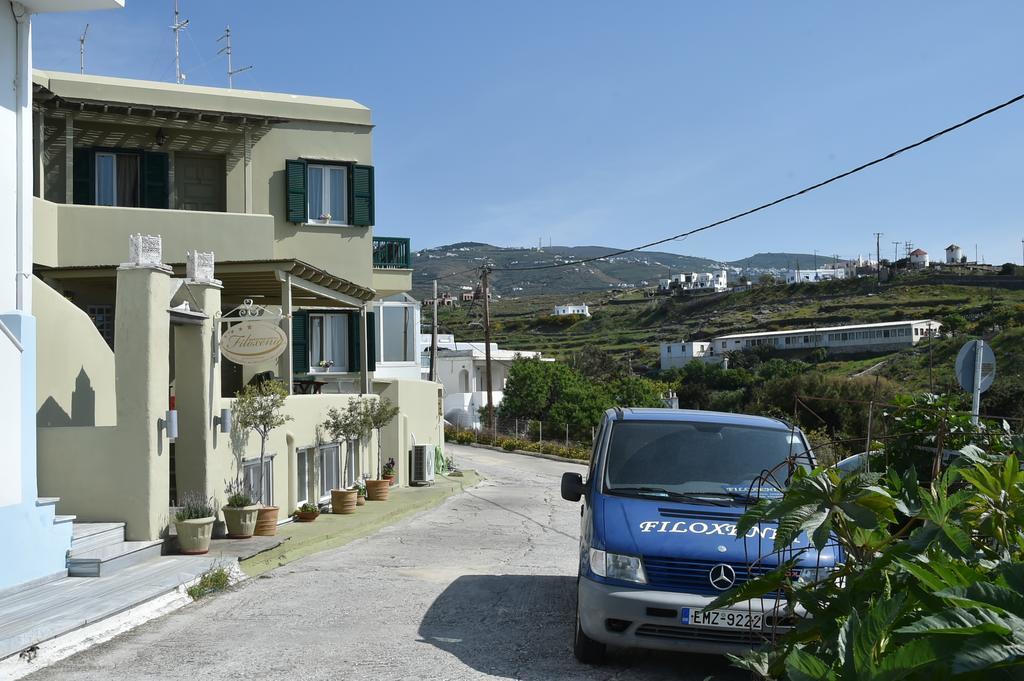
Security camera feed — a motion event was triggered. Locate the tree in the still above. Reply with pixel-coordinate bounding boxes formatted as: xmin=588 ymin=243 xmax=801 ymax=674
xmin=757 ymin=273 xmax=776 ymax=286
xmin=569 ymin=345 xmax=626 ymax=382
xmin=608 ymin=376 xmax=669 ymax=408
xmin=232 ymin=380 xmax=292 ymax=504
xmin=362 ymin=397 xmax=400 ymax=480
xmin=1000 ymin=262 xmax=1017 ymax=276
xmin=940 ymin=313 xmax=967 ymax=337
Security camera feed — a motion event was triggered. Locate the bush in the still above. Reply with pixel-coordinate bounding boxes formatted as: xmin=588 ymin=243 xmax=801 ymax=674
xmin=454 ymin=430 xmax=474 ymax=445
xmin=186 ymin=566 xmax=231 ymax=600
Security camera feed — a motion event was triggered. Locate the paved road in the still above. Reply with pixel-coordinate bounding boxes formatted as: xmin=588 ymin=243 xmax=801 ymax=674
xmin=27 ymin=446 xmax=744 ymax=681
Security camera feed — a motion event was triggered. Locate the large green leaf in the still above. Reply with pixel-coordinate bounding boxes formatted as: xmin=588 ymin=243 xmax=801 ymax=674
xmin=784 ymin=647 xmax=836 ymax=681
xmin=897 ymin=607 xmax=1014 ymax=637
xmin=937 ymin=583 xmax=1024 ymax=619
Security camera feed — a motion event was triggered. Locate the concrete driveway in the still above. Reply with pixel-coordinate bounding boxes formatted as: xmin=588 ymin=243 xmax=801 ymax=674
xmin=26 ymin=445 xmax=745 ymax=681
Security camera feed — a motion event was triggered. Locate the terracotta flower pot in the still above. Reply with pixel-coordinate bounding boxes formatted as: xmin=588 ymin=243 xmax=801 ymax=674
xmin=366 ymin=479 xmax=390 ymax=501
xmin=176 ymin=517 xmax=215 ymax=554
xmin=295 ymin=510 xmax=319 ymax=522
xmin=253 ymin=506 xmax=280 ymax=536
xmin=384 ymin=474 xmax=396 ymax=487
xmin=331 ymin=489 xmax=358 ymax=514
xmin=356 ymin=494 xmax=366 ymax=506
xmin=222 ymin=505 xmax=260 ymax=538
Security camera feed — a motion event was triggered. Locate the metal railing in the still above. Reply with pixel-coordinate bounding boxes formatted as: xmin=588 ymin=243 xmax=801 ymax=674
xmin=372 ymin=236 xmax=411 ymax=269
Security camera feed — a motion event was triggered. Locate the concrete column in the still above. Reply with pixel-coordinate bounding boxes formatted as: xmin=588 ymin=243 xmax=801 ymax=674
xmin=114 ymin=264 xmax=173 ymax=541
xmin=278 ymin=275 xmax=292 ymax=392
xmin=359 ymin=305 xmax=369 ymax=395
xmin=243 ymin=126 xmax=252 ymax=214
xmin=171 ymin=280 xmax=223 ymax=514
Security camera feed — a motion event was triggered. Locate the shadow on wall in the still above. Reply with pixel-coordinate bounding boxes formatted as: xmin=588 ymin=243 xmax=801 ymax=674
xmin=37 ymin=368 xmax=96 ymax=427
xmin=418 ymin=574 xmax=743 ymax=679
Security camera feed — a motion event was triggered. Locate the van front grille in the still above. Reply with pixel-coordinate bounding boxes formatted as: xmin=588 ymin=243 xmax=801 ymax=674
xmin=635 ymin=623 xmax=774 ymax=645
xmin=642 ymin=556 xmax=784 ymax=596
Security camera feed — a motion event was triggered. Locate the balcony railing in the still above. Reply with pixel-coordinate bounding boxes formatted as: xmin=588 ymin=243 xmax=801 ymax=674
xmin=372 ymin=236 xmax=411 ymax=269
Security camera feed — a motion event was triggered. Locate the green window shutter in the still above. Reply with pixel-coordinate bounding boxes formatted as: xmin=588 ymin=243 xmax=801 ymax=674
xmin=365 ymin=311 xmax=377 ymax=372
xmin=142 ymin=152 xmax=169 ymax=209
xmin=292 ymin=311 xmax=309 ymax=374
xmin=72 ymin=148 xmax=95 ymax=205
xmin=285 ymin=159 xmax=307 ymax=223
xmin=348 ymin=164 xmax=374 ymax=226
xmin=347 ymin=311 xmax=362 ymax=372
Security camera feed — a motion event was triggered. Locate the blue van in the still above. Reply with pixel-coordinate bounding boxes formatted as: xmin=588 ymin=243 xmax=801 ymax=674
xmin=561 ymin=408 xmax=837 ymax=663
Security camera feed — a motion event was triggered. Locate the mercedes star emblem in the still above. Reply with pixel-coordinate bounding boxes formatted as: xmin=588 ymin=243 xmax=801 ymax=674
xmin=709 ymin=563 xmax=737 ymax=590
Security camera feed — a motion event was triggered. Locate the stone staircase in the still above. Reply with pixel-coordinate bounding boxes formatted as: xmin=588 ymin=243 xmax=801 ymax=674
xmin=68 ymin=523 xmax=163 ymax=578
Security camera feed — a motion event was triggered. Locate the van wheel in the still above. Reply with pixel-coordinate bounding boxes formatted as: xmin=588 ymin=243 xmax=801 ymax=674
xmin=573 ymin=603 xmax=606 ymax=664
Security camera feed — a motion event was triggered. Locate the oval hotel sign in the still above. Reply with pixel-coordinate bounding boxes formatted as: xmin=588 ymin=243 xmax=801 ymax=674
xmin=220 ymin=321 xmax=288 ymax=365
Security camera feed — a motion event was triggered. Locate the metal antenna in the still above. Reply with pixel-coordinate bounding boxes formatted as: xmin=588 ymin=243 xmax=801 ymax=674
xmin=79 ymin=24 xmax=89 ymax=74
xmin=217 ymin=25 xmax=253 ymax=88
xmin=172 ymin=0 xmax=189 ymax=84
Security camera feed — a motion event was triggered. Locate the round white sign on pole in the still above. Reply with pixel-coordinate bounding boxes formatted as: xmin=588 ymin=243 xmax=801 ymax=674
xmin=955 ymin=340 xmax=996 ymax=393
xmin=220 ymin=321 xmax=288 ymax=365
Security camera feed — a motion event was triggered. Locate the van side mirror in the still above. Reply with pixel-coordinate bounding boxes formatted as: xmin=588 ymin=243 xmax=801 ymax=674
xmin=561 ymin=472 xmax=585 ymax=502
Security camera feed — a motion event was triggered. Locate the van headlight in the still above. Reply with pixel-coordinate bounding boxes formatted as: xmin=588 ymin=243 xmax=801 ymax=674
xmin=589 ymin=548 xmax=647 ymax=584
xmin=794 ymin=567 xmax=834 ymax=585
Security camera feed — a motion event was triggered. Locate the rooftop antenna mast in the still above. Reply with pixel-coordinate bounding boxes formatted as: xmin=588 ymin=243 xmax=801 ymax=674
xmin=217 ymin=25 xmax=253 ymax=88
xmin=172 ymin=0 xmax=189 ymax=84
xmin=79 ymin=24 xmax=89 ymax=74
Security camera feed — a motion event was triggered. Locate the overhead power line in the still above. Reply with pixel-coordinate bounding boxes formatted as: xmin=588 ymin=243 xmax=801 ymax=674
xmin=484 ymin=90 xmax=1024 ymax=274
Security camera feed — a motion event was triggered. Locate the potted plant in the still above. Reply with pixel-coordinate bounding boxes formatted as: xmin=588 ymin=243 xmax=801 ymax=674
xmin=355 ymin=480 xmax=367 ymax=506
xmin=362 ymin=397 xmax=400 ymax=501
xmin=232 ymin=380 xmax=293 ymax=536
xmin=319 ymin=211 xmax=332 ymax=224
xmin=331 ymin=487 xmax=358 ymax=514
xmin=382 ymin=458 xmax=397 ymax=486
xmin=312 ymin=359 xmax=334 ymax=373
xmin=293 ymin=501 xmax=320 ymax=522
xmin=222 ymin=479 xmax=259 ymax=538
xmin=175 ymin=491 xmax=216 ymax=555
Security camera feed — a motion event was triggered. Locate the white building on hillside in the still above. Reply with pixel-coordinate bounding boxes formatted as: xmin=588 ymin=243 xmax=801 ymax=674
xmin=552 ymin=304 xmax=590 ymax=317
xmin=909 ymin=249 xmax=929 ymax=268
xmin=659 ymin=341 xmax=724 ymax=370
xmin=946 ymin=244 xmax=964 ymax=264
xmin=422 ymin=336 xmax=549 ymax=430
xmin=786 ymin=267 xmax=847 ymax=284
xmin=659 ymin=270 xmax=728 ymax=293
xmin=712 ymin=320 xmax=941 ymax=355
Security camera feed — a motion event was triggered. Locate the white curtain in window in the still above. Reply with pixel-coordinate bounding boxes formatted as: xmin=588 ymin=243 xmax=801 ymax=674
xmin=329 ymin=167 xmax=345 ymax=223
xmin=328 ymin=315 xmax=346 ymax=368
xmin=310 ymin=315 xmax=324 ymax=368
xmin=297 ymin=450 xmax=309 ymax=505
xmin=382 ymin=306 xmax=410 ymax=362
xmin=308 ymin=165 xmax=324 ymax=219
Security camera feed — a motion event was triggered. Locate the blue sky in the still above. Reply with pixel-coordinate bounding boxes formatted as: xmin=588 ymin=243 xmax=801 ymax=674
xmin=33 ymin=2 xmax=1024 ymax=263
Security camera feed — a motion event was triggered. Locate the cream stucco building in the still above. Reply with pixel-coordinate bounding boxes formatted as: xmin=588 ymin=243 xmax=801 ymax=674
xmin=30 ymin=70 xmax=442 ymax=542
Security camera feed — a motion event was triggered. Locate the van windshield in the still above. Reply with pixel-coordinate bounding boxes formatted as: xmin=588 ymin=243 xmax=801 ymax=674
xmin=603 ymin=420 xmax=806 ymax=502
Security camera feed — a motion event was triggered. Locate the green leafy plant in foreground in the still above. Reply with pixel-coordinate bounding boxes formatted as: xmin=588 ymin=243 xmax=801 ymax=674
xmin=186 ymin=566 xmax=231 ymax=600
xmin=708 ymin=394 xmax=1024 ymax=680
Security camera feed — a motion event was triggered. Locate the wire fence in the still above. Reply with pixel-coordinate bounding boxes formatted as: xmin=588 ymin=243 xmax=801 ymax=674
xmin=445 ymin=415 xmax=596 ymax=460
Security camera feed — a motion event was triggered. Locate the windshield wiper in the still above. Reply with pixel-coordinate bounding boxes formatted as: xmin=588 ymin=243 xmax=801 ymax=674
xmin=691 ymin=489 xmax=781 ymax=503
xmin=608 ymin=487 xmax=730 ymax=507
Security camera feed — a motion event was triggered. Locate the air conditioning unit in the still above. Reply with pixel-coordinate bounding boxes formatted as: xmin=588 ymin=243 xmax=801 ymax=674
xmin=410 ymin=444 xmax=435 ymax=485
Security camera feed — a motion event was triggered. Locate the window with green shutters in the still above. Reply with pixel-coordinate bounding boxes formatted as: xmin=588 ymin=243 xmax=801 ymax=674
xmin=71 ymin=147 xmax=168 ymax=208
xmin=284 ymin=159 xmax=374 ymax=226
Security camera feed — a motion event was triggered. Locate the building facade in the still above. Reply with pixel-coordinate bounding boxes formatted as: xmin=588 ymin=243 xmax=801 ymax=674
xmin=29 ymin=71 xmax=441 ymax=544
xmin=552 ymin=304 xmax=590 ymax=317
xmin=785 ymin=267 xmax=847 ymax=284
xmin=659 ymin=341 xmax=724 ymax=370
xmin=658 ymin=270 xmax=728 ymax=293
xmin=909 ymin=249 xmax=929 ymax=268
xmin=1 ymin=0 xmax=124 ymax=594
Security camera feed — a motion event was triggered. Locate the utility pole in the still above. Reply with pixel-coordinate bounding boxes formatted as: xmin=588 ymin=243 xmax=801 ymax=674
xmin=429 ymin=279 xmax=438 ymax=382
xmin=481 ymin=267 xmax=495 ymax=436
xmin=217 ymin=25 xmax=253 ymax=88
xmin=172 ymin=0 xmax=189 ymax=84
xmin=874 ymin=232 xmax=883 ymax=285
xmin=79 ymin=24 xmax=89 ymax=74
xmin=892 ymin=241 xmax=900 ymax=265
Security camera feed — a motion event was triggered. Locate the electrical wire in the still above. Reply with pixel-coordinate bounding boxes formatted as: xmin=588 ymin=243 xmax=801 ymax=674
xmin=440 ymin=90 xmax=1024 ymax=276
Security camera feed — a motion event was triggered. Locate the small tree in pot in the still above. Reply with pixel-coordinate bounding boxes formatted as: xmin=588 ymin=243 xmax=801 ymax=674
xmin=362 ymin=397 xmax=400 ymax=501
xmin=222 ymin=479 xmax=259 ymax=538
xmin=232 ymin=380 xmax=292 ymax=535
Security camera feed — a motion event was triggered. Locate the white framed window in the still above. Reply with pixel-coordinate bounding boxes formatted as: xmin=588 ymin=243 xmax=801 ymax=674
xmin=318 ymin=444 xmax=342 ymax=500
xmin=95 ymin=152 xmax=141 ymax=207
xmin=243 ymin=456 xmax=274 ymax=506
xmin=307 ymin=164 xmax=347 ymax=225
xmin=344 ymin=440 xmax=358 ymax=489
xmin=374 ymin=302 xmax=415 ymax=363
xmin=309 ymin=313 xmax=350 ymax=371
xmin=297 ymin=448 xmax=311 ymax=506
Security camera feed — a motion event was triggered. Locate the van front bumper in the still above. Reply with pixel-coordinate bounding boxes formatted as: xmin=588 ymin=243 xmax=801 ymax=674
xmin=578 ymin=576 xmax=793 ymax=656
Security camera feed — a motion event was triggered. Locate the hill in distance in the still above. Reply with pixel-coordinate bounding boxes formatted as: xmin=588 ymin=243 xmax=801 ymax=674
xmin=412 ymin=242 xmax=819 ymax=297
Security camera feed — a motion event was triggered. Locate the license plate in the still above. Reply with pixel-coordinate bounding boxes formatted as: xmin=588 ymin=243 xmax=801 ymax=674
xmin=681 ymin=608 xmax=763 ymax=629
